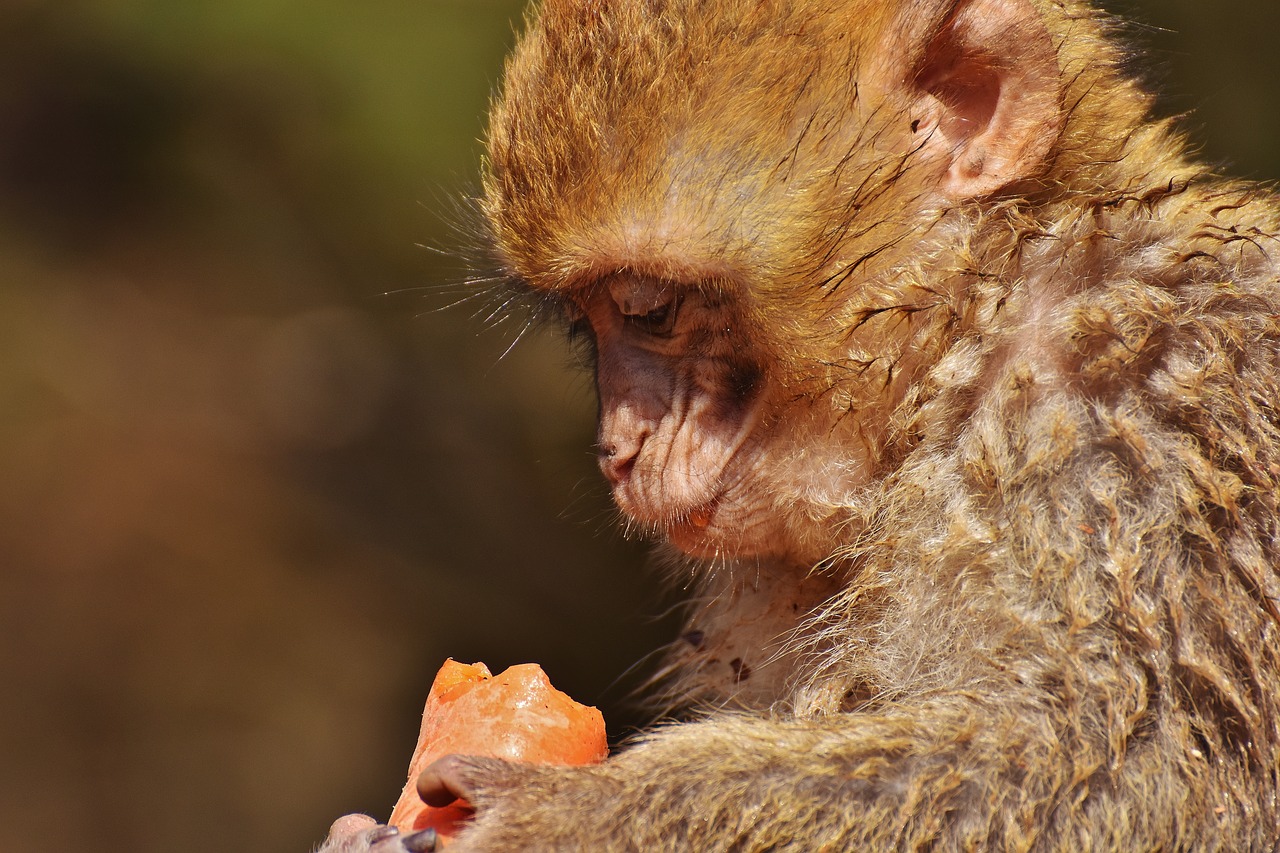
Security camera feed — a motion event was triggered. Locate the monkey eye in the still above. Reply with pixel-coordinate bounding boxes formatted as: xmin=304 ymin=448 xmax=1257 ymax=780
xmin=609 ymin=276 xmax=681 ymax=337
xmin=628 ymin=301 xmax=678 ymax=336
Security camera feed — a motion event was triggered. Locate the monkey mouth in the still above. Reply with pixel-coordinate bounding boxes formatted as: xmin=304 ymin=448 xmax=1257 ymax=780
xmin=686 ymin=502 xmax=716 ymax=529
xmin=608 ymin=470 xmax=729 ymax=549
xmin=670 ymin=495 xmax=719 ymax=534
xmin=613 ymin=484 xmax=721 ymax=534
xmin=665 ymin=498 xmax=722 ymax=554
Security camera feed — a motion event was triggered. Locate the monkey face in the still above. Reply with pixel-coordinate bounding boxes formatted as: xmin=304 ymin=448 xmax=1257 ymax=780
xmin=563 ymin=271 xmax=878 ymax=564
xmin=569 ymin=273 xmax=765 ymax=558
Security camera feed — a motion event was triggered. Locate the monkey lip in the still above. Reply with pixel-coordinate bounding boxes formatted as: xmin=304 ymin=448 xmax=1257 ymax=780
xmin=609 ymin=475 xmax=726 ymax=548
xmin=687 ymin=504 xmax=715 ymax=529
xmin=613 ymin=486 xmax=721 ymax=532
xmin=664 ymin=496 xmax=727 ymax=554
xmin=672 ymin=496 xmax=719 ymax=532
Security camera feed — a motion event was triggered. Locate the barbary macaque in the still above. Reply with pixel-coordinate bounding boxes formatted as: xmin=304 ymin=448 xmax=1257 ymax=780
xmin=322 ymin=0 xmax=1280 ymax=848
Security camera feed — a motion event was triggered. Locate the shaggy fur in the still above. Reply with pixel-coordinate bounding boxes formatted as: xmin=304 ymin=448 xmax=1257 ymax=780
xmin=327 ymin=0 xmax=1280 ymax=849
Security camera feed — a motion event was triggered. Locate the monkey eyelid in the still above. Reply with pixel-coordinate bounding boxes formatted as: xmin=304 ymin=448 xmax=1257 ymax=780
xmin=608 ymin=275 xmax=683 ymax=337
xmin=622 ymin=299 xmax=680 ymax=337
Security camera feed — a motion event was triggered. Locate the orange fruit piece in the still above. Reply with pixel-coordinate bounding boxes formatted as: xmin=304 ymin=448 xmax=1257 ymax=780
xmin=387 ymin=659 xmax=608 ymax=842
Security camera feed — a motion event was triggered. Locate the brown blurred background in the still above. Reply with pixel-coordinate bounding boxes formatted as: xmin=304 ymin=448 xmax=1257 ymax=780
xmin=0 ymin=2 xmax=1276 ymax=851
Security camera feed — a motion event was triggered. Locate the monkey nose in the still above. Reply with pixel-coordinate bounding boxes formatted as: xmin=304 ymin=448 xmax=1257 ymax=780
xmin=598 ymin=440 xmax=639 ymax=486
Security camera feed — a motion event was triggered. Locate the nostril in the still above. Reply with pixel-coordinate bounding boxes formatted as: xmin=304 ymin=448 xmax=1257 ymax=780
xmin=613 ymin=455 xmax=637 ymax=481
xmin=598 ymin=441 xmax=639 ymax=485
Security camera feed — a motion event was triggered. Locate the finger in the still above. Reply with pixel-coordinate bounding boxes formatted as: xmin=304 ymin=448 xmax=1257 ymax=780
xmin=401 ymin=828 xmax=440 ymax=852
xmin=317 ymin=819 xmax=402 ymax=853
xmin=326 ymin=813 xmax=379 ymax=842
xmin=415 ymin=754 xmax=482 ymax=807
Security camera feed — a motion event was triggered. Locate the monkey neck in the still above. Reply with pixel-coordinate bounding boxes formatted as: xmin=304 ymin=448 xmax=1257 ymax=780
xmin=648 ymin=552 xmax=851 ymax=716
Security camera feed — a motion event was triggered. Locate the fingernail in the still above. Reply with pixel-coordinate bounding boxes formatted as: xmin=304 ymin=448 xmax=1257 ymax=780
xmin=402 ymin=827 xmax=438 ymax=852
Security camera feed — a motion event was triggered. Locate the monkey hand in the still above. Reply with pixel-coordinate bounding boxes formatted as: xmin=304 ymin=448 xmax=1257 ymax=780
xmin=323 ymin=700 xmax=1097 ymax=850
xmin=314 ymin=814 xmax=444 ymax=853
xmin=408 ymin=702 xmax=1101 ymax=850
xmin=411 ymin=753 xmax=625 ymax=851
xmin=311 ymin=756 xmax=620 ymax=853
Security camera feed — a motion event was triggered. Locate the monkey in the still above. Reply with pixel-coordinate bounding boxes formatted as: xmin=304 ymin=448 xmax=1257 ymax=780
xmin=320 ymin=0 xmax=1280 ymax=848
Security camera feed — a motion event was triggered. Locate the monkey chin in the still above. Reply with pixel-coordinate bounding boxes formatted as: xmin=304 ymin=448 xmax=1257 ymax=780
xmin=659 ymin=497 xmax=812 ymax=565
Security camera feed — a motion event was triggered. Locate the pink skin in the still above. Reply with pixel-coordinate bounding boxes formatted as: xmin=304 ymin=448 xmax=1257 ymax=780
xmin=327 ymin=809 xmax=376 ymax=835
xmin=325 ymin=814 xmax=377 ymax=842
xmin=580 ymin=274 xmax=789 ymax=558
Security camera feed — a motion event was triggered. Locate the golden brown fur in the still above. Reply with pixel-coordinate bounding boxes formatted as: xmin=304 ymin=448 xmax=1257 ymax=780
xmin=322 ymin=0 xmax=1280 ymax=849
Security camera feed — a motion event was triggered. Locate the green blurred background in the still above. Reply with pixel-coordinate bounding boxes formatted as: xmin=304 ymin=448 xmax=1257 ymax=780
xmin=0 ymin=2 xmax=1276 ymax=851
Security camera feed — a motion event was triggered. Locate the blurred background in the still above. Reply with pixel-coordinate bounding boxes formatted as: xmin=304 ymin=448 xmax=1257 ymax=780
xmin=0 ymin=2 xmax=1276 ymax=851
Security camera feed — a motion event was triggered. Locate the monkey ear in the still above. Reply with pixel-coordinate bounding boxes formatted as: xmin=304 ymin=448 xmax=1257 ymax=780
xmin=898 ymin=0 xmax=1064 ymax=199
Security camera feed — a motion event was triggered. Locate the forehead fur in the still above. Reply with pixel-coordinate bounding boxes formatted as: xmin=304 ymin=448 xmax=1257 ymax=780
xmin=485 ymin=0 xmax=901 ymax=289
xmin=483 ymin=0 xmax=1137 ymax=295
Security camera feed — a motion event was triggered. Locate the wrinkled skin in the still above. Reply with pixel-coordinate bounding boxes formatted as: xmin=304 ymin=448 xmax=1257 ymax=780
xmin=318 ymin=0 xmax=1280 ymax=849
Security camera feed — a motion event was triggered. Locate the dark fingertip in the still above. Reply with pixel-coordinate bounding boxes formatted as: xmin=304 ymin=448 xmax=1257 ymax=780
xmin=401 ymin=827 xmax=438 ymax=852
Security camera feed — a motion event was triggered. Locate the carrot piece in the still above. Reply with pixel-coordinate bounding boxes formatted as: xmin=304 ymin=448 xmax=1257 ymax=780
xmin=387 ymin=659 xmax=608 ymax=842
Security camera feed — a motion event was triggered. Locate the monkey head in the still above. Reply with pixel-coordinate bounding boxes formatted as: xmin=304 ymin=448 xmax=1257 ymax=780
xmin=482 ymin=0 xmax=1108 ymax=565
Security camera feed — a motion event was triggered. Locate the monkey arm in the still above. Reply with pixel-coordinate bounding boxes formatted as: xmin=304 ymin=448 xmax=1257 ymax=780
xmin=425 ymin=690 xmax=1169 ymax=850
